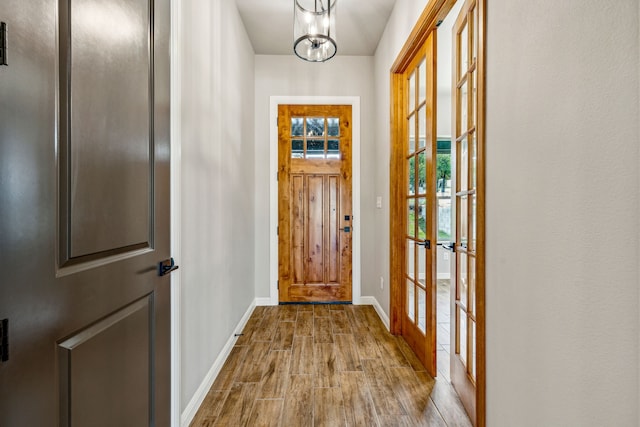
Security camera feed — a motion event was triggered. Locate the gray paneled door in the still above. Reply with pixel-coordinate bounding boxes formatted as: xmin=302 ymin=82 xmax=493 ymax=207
xmin=0 ymin=0 xmax=171 ymax=425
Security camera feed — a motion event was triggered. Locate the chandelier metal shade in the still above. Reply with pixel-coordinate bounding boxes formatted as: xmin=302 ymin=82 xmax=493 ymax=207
xmin=293 ymin=0 xmax=337 ymax=62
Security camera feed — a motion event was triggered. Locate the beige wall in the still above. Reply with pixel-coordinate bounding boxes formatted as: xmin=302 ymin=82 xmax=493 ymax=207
xmin=179 ymin=0 xmax=255 ymax=415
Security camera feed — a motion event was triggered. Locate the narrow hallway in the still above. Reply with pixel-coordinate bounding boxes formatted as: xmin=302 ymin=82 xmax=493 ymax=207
xmin=191 ymin=304 xmax=470 ymax=426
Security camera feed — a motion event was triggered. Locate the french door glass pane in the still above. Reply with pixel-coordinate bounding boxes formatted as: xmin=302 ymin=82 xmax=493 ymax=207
xmin=472 ymin=6 xmax=478 ymax=64
xmin=418 ymin=287 xmax=426 ymax=332
xmin=406 ymin=239 xmax=415 ymax=279
xmin=408 ymin=157 xmax=415 ymax=195
xmin=472 ymin=72 xmax=478 ymax=127
xmin=470 ymin=319 xmax=476 ymax=378
xmin=407 ymin=280 xmax=415 ymax=322
xmin=458 ymin=252 xmax=468 ymax=307
xmin=417 ymin=152 xmax=426 ymax=195
xmin=291 ymin=117 xmax=304 ymax=136
xmin=469 ymin=194 xmax=476 ymax=251
xmin=409 ymin=72 xmax=416 ymax=111
xmin=460 ymin=137 xmax=468 ymax=192
xmin=459 ymin=195 xmax=468 ymax=246
xmin=418 ymin=239 xmax=426 ymax=287
xmin=438 ymin=197 xmax=452 ymax=241
xmin=306 ymin=117 xmax=325 ymax=136
xmin=470 ymin=133 xmax=477 ymax=189
xmin=407 ymin=199 xmax=415 ymax=237
xmin=408 ymin=114 xmax=415 ymax=154
xmin=419 ymin=58 xmax=427 ymax=103
xmin=460 ymin=81 xmax=468 ymax=133
xmin=417 ymin=197 xmax=426 ymax=240
xmin=469 ymin=256 xmax=476 ymax=315
xmin=459 ymin=307 xmax=467 ymax=365
xmin=418 ymin=107 xmax=426 ymax=149
xmin=459 ymin=22 xmax=468 ymax=77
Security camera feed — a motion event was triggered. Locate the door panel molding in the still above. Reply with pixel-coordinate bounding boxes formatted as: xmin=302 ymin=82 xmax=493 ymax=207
xmin=58 ymin=295 xmax=153 ymax=426
xmin=268 ymin=96 xmax=361 ymax=306
xmin=58 ymin=0 xmax=155 ymax=270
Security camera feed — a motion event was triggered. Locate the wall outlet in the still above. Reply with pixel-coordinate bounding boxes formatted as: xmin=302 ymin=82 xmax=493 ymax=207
xmin=380 ymin=276 xmax=384 ymax=289
xmin=444 ymin=251 xmax=449 ymax=260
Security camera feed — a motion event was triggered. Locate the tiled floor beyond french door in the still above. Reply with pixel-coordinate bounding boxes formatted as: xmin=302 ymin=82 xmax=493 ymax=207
xmin=190 ymin=303 xmax=471 ymax=426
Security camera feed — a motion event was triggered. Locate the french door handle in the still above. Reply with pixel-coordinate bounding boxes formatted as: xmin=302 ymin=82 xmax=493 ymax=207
xmin=417 ymin=240 xmax=431 ymax=249
xmin=158 ymin=258 xmax=179 ymax=276
xmin=443 ymin=242 xmax=456 ymax=252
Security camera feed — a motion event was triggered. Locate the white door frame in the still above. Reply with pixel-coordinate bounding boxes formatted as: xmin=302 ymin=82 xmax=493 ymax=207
xmin=170 ymin=0 xmax=182 ymax=424
xmin=268 ymin=96 xmax=361 ymax=305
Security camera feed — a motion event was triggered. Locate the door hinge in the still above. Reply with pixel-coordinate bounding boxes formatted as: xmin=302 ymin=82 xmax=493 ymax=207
xmin=277 ymin=280 xmax=279 ymax=289
xmin=1 ymin=318 xmax=8 ymax=362
xmin=277 ymin=226 xmax=279 ymax=235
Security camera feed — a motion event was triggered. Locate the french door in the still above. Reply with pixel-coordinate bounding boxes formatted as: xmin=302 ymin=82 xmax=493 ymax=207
xmin=277 ymin=105 xmax=353 ymax=303
xmin=451 ymin=0 xmax=484 ymax=424
xmin=400 ymin=34 xmax=437 ymax=376
xmin=390 ymin=0 xmax=486 ymax=425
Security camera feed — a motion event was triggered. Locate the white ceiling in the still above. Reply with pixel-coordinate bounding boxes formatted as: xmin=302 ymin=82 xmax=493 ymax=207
xmin=236 ymin=0 xmax=398 ymax=56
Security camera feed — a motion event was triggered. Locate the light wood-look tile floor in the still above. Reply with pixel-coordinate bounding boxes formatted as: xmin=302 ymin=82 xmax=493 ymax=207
xmin=190 ymin=304 xmax=471 ymax=427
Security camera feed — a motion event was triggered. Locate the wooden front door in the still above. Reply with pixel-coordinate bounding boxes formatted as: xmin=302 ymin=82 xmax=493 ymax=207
xmin=399 ymin=34 xmax=438 ymax=376
xmin=0 ymin=0 xmax=171 ymax=425
xmin=278 ymin=105 xmax=352 ymax=303
xmin=451 ymin=0 xmax=484 ymax=424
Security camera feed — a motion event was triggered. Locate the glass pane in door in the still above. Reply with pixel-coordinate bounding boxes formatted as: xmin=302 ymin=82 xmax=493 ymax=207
xmin=417 ymin=241 xmax=426 ymax=286
xmin=418 ymin=107 xmax=426 ymax=149
xmin=419 ymin=59 xmax=427 ymax=103
xmin=418 ymin=287 xmax=426 ymax=332
xmin=408 ymin=114 xmax=416 ymax=154
xmin=408 ymin=157 xmax=415 ymax=195
xmin=306 ymin=117 xmax=325 ymax=136
xmin=407 ymin=280 xmax=415 ymax=322
xmin=460 ymin=81 xmax=468 ymax=132
xmin=458 ymin=252 xmax=468 ymax=308
xmin=470 ymin=319 xmax=476 ymax=378
xmin=409 ymin=72 xmax=416 ymax=111
xmin=407 ymin=239 xmax=415 ymax=279
xmin=459 ymin=22 xmax=468 ymax=77
xmin=408 ymin=199 xmax=416 ymax=237
xmin=459 ymin=308 xmax=467 ymax=365
xmin=460 ymin=137 xmax=468 ymax=191
xmin=417 ymin=198 xmax=426 ymax=239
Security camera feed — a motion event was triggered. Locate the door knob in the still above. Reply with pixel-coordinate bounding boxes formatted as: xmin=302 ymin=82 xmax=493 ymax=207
xmin=158 ymin=258 xmax=179 ymax=276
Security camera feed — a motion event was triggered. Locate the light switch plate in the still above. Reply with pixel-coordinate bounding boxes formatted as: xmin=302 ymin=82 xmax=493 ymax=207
xmin=376 ymin=196 xmax=382 ymax=209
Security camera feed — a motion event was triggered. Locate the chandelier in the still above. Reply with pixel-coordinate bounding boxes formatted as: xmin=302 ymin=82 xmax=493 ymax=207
xmin=293 ymin=0 xmax=337 ymax=62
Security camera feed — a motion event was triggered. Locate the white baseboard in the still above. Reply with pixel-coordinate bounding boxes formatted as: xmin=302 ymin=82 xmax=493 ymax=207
xmin=180 ymin=300 xmax=257 ymax=427
xmin=358 ymin=296 xmax=390 ymax=331
xmin=255 ymin=297 xmax=276 ymax=306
